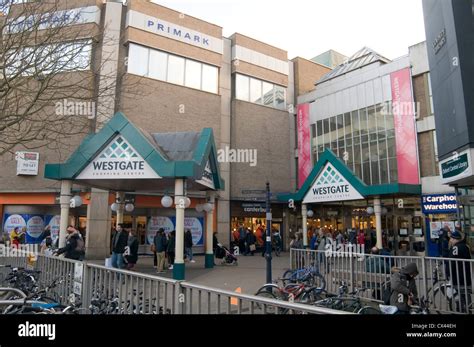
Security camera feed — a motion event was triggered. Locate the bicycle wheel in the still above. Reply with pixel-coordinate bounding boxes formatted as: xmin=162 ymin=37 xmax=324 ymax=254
xmin=256 ymin=284 xmax=283 ymax=300
xmin=306 ymin=273 xmax=326 ymax=291
xmin=298 ymin=288 xmax=326 ymax=305
xmin=255 ymin=291 xmax=280 ymax=314
xmin=357 ymin=306 xmax=381 ymax=314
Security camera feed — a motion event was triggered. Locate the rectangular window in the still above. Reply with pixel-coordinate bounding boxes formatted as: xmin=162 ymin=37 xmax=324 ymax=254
xmin=250 ymin=78 xmax=262 ymax=103
xmin=274 ymin=85 xmax=286 ymax=110
xmin=262 ymin=82 xmax=274 ymax=107
xmin=167 ymin=55 xmax=185 ymax=85
xmin=128 ymin=43 xmax=149 ymax=76
xmin=236 ymin=74 xmax=250 ymax=101
xmin=185 ymin=59 xmax=202 ymax=89
xmin=202 ymin=64 xmax=218 ymax=93
xmin=148 ymin=50 xmax=168 ymax=81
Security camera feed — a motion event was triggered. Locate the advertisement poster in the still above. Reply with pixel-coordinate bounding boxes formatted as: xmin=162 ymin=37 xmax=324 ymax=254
xmin=297 ymin=103 xmax=311 ymax=188
xmin=2 ymin=214 xmax=46 ymax=244
xmin=429 ymin=221 xmax=455 ymax=239
xmin=146 ymin=216 xmax=204 ymax=246
xmin=45 ymin=215 xmax=61 ymax=244
xmin=390 ymin=68 xmax=420 ymax=184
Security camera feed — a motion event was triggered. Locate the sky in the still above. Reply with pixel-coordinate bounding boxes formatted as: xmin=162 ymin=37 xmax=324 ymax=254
xmin=152 ymin=0 xmax=427 ymax=61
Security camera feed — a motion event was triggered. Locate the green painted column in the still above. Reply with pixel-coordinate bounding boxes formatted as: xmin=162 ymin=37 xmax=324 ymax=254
xmin=173 ymin=179 xmax=185 ymax=280
xmin=205 ymin=192 xmax=215 ymax=268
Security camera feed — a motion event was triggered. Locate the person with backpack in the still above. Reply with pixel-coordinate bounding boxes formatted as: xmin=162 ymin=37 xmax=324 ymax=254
xmin=54 ymin=225 xmax=85 ymax=260
xmin=111 ymin=223 xmax=128 ymax=269
xmin=388 ymin=262 xmax=419 ymax=314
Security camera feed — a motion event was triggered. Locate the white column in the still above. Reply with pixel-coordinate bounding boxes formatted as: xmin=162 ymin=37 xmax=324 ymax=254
xmin=302 ymin=203 xmax=308 ymax=248
xmin=116 ymin=191 xmax=125 ymax=225
xmin=59 ymin=180 xmax=72 ymax=248
xmin=374 ymin=196 xmax=383 ymax=249
xmin=174 ymin=179 xmax=185 ymax=279
xmin=205 ymin=192 xmax=215 ymax=268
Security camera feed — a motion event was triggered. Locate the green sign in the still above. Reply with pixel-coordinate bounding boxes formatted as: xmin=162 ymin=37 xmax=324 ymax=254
xmin=441 ymin=153 xmax=469 ymax=179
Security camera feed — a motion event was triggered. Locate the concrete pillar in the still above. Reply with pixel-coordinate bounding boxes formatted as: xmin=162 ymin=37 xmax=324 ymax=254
xmin=173 ymin=179 xmax=185 ymax=280
xmin=374 ymin=196 xmax=383 ymax=249
xmin=302 ymin=204 xmax=308 ymax=248
xmin=59 ymin=180 xmax=72 ymax=248
xmin=85 ymin=188 xmax=112 ymax=260
xmin=205 ymin=192 xmax=215 ymax=268
xmin=115 ymin=191 xmax=125 ymax=225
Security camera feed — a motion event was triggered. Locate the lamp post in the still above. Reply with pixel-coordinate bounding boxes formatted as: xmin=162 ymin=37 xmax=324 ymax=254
xmin=265 ymin=182 xmax=272 ymax=285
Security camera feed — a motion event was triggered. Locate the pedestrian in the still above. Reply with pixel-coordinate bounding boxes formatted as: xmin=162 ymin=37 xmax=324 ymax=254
xmin=111 ymin=223 xmax=128 ymax=269
xmin=245 ymin=228 xmax=256 ymax=256
xmin=448 ymin=230 xmax=472 ymax=312
xmin=125 ymin=229 xmax=139 ymax=270
xmin=389 ymin=263 xmax=419 ymax=314
xmin=40 ymin=228 xmax=53 ymax=255
xmin=238 ymin=224 xmax=246 ymax=255
xmin=167 ymin=230 xmax=176 ymax=270
xmin=153 ymin=228 xmax=167 ymax=273
xmin=54 ymin=225 xmax=85 ymax=260
xmin=185 ymin=229 xmax=195 ymax=263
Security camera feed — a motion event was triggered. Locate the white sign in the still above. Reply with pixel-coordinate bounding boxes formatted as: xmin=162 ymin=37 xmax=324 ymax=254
xmin=126 ymin=10 xmax=224 ymax=54
xmin=196 ymin=160 xmax=215 ymax=189
xmin=77 ymin=135 xmax=161 ymax=180
xmin=3 ymin=215 xmax=26 ymax=235
xmin=74 ymin=263 xmax=84 ymax=283
xmin=303 ymin=163 xmax=363 ymax=203
xmin=16 ymin=152 xmax=39 ymax=176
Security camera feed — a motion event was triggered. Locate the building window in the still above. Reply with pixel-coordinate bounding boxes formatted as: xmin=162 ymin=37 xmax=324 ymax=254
xmin=128 ymin=43 xmax=219 ymax=94
xmin=234 ymin=73 xmax=286 ymax=110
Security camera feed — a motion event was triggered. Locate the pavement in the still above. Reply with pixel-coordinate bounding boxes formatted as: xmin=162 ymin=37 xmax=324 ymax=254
xmin=94 ymin=252 xmax=291 ymax=296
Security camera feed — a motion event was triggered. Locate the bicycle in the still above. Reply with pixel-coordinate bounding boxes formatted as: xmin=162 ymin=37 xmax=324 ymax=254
xmin=281 ymin=263 xmax=326 ymax=290
xmin=313 ymin=281 xmax=380 ymax=314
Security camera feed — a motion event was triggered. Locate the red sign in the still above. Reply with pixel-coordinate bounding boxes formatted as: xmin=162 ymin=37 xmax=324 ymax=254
xmin=297 ymin=104 xmax=311 ymax=188
xmin=390 ymin=68 xmax=419 ymax=184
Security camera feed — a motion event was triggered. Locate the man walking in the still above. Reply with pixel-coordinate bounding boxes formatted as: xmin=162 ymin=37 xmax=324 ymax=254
xmin=154 ymin=228 xmax=167 ymax=273
xmin=111 ymin=223 xmax=128 ymax=269
xmin=184 ymin=229 xmax=195 ymax=263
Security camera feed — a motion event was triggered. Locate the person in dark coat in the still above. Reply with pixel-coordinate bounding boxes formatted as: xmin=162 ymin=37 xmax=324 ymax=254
xmin=245 ymin=228 xmax=256 ymax=256
xmin=111 ymin=224 xmax=128 ymax=269
xmin=125 ymin=229 xmax=139 ymax=270
xmin=389 ymin=263 xmax=419 ymax=314
xmin=55 ymin=225 xmax=85 ymax=260
xmin=167 ymin=231 xmax=176 ymax=270
xmin=153 ymin=229 xmax=167 ymax=273
xmin=184 ymin=229 xmax=195 ymax=263
xmin=448 ymin=230 xmax=472 ymax=311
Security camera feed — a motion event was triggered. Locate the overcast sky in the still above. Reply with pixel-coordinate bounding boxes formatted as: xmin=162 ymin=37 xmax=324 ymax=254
xmin=152 ymin=0 xmax=426 ymax=60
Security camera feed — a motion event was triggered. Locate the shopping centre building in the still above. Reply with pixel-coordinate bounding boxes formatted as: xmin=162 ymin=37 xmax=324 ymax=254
xmin=1 ymin=0 xmax=472 ymax=263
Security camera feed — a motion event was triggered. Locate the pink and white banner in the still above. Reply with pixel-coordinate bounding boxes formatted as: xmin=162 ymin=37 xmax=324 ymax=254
xmin=390 ymin=68 xmax=419 ymax=184
xmin=297 ymin=104 xmax=311 ymax=188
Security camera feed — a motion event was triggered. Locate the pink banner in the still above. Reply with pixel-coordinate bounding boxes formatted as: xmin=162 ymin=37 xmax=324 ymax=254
xmin=297 ymin=104 xmax=311 ymax=188
xmin=390 ymin=68 xmax=419 ymax=184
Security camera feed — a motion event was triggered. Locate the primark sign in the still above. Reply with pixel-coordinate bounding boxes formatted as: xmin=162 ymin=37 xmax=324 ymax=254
xmin=126 ymin=10 xmax=224 ymax=54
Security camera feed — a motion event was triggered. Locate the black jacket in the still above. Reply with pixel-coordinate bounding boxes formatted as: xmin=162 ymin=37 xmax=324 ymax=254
xmin=245 ymin=232 xmax=256 ymax=245
xmin=389 ymin=263 xmax=418 ymax=312
xmin=112 ymin=231 xmax=128 ymax=254
xmin=184 ymin=232 xmax=193 ymax=248
xmin=56 ymin=232 xmax=84 ymax=260
xmin=449 ymin=240 xmax=472 ymax=286
xmin=125 ymin=236 xmax=139 ymax=264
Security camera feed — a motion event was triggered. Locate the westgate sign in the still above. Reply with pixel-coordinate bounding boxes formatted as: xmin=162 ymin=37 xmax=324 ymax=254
xmin=303 ymin=163 xmax=363 ymax=203
xmin=126 ymin=10 xmax=224 ymax=54
xmin=77 ymin=136 xmax=160 ymax=180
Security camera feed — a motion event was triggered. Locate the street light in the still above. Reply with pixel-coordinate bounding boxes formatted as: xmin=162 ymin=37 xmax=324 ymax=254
xmin=161 ymin=195 xmax=173 ymax=208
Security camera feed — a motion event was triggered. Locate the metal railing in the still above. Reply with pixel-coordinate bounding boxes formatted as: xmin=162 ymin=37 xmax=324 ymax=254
xmin=290 ymin=248 xmax=473 ymax=314
xmin=0 ymin=246 xmax=348 ymax=315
